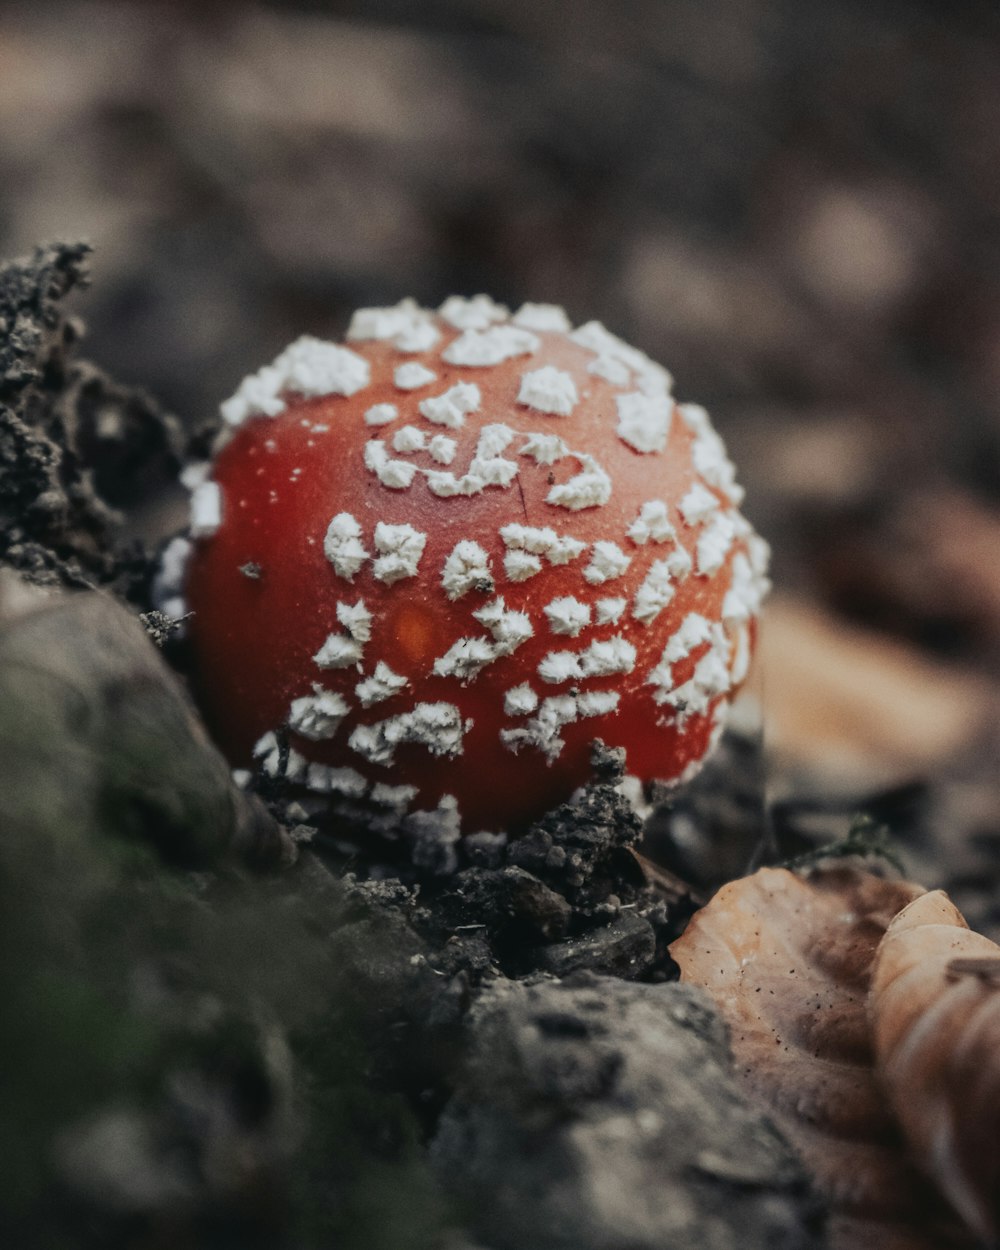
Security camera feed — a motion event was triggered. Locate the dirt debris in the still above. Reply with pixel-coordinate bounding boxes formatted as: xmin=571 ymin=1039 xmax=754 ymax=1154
xmin=0 ymin=242 xmax=182 ymax=596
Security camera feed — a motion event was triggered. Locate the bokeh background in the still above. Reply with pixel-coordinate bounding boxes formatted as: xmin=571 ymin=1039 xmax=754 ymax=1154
xmin=3 ymin=0 xmax=1000 ymax=919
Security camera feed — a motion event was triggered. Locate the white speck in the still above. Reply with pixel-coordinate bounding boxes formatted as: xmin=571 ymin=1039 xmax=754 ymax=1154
xmin=580 ymin=636 xmax=636 ymax=677
xmin=501 ymin=689 xmax=620 ymax=760
xmin=538 ymin=650 xmax=583 ymax=684
xmin=627 ymin=500 xmax=676 ymax=545
xmin=314 ymin=632 xmax=363 ymax=670
xmin=616 ymin=391 xmax=672 ymax=454
xmin=571 ymin=321 xmax=673 ymax=397
xmin=595 ymin=597 xmax=627 ymax=624
xmin=679 ymin=482 xmax=720 ymax=526
xmin=518 ymin=366 xmax=579 ymax=416
xmin=441 ymin=540 xmax=493 ymax=599
xmin=696 ymin=513 xmax=737 ymax=576
xmin=467 ymin=455 xmax=518 ymax=488
xmin=324 ymin=512 xmax=370 ymax=580
xmin=504 ymin=683 xmax=539 ymax=716
xmin=442 ymin=325 xmax=540 ymax=367
xmin=473 ymin=598 xmax=533 ymax=653
xmin=418 ymin=382 xmax=481 ymax=429
xmin=576 ymin=690 xmax=620 ymax=718
xmin=666 ymin=543 xmax=693 ymax=580
xmin=499 ymin=523 xmax=557 ymax=554
xmin=159 ymin=595 xmax=187 ymax=619
xmin=749 ymin=533 xmax=771 ymax=578
xmin=549 ymin=536 xmax=588 ymax=565
xmin=364 ymin=439 xmax=418 ymax=489
xmin=347 ymin=298 xmax=439 ymax=352
xmin=648 ymin=625 xmax=732 ymax=725
xmin=501 ymin=694 xmax=578 ymax=759
xmin=544 ymin=596 xmax=592 ymax=637
xmin=431 ymin=598 xmax=531 ymax=683
xmin=220 ymin=336 xmax=370 ymax=427
xmin=546 ymin=454 xmax=611 ymax=511
xmin=500 ymin=523 xmax=587 ymax=569
xmin=512 ymin=302 xmax=571 ymax=332
xmin=356 ymin=660 xmax=409 ymax=707
xmin=428 ymin=434 xmax=457 ymax=464
xmin=680 ymin=406 xmax=744 ymax=503
xmin=364 ymin=403 xmax=399 ymax=426
xmin=678 ymin=403 xmax=711 ymax=436
xmin=645 ymin=615 xmax=715 ymax=701
xmin=189 ymin=480 xmax=222 ymax=538
xmin=424 ymin=471 xmax=463 ymax=497
xmin=392 ymin=425 xmax=427 ymax=453
xmin=179 ymin=460 xmax=210 ymax=492
xmin=396 ymin=320 xmax=440 ymax=352
xmin=587 ymin=354 xmax=631 ymax=386
xmin=219 ymin=368 xmax=284 ymax=426
xmin=252 ymin=730 xmax=277 ymax=760
xmin=667 ymin=613 xmax=714 ymax=663
xmin=305 ymin=763 xmax=369 ymax=797
xmin=288 ymin=686 xmax=350 ymax=741
xmin=394 ymin=362 xmax=437 ymax=390
xmin=252 ymin=732 xmax=308 ymax=783
xmin=373 ymin=522 xmax=427 ymax=584
xmin=346 ymin=724 xmax=388 ymax=765
xmin=519 ymin=432 xmax=569 ymax=464
xmin=584 ymin=541 xmax=630 ymax=584
xmin=722 ymin=551 xmax=770 ymax=623
xmin=504 ymin=549 xmax=544 ymax=581
xmin=371 ymin=782 xmax=419 ymax=809
xmin=475 ymin=423 xmax=516 ymax=459
xmin=438 ymin=294 xmax=510 ymax=330
xmin=694 ymin=643 xmax=732 ymax=698
xmin=336 ymin=599 xmax=373 ymax=642
xmin=348 ymin=702 xmax=468 ymax=766
xmin=633 ymin=560 xmax=677 ymax=624
xmin=313 ymin=424 xmax=329 ymax=433
xmin=433 ymin=636 xmax=498 ymax=681
xmin=153 ymin=535 xmax=192 ymax=609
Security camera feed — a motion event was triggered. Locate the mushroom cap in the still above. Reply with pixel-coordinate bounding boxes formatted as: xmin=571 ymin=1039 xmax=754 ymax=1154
xmin=181 ymin=298 xmax=769 ymax=836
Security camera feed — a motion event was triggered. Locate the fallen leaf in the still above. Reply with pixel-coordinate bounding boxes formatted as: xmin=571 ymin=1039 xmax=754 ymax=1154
xmin=670 ymin=866 xmax=974 ymax=1249
xmin=870 ymin=890 xmax=1000 ymax=1244
xmin=759 ymin=594 xmax=993 ymax=784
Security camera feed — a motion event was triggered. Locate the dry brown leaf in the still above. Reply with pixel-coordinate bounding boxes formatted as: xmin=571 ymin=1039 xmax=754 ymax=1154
xmin=759 ymin=594 xmax=992 ymax=784
xmin=870 ymin=890 xmax=1000 ymax=1244
xmin=670 ymin=866 xmax=975 ymax=1249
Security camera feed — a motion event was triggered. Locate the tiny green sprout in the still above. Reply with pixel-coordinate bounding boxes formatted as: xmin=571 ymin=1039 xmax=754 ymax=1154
xmin=784 ymin=813 xmax=906 ymax=875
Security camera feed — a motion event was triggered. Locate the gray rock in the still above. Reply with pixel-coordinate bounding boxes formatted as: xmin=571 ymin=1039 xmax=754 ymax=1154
xmin=431 ymin=974 xmax=825 ymax=1250
xmin=0 ymin=582 xmax=292 ymax=871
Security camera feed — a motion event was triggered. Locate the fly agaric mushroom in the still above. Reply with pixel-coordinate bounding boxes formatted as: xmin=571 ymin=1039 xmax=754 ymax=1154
xmin=175 ymin=297 xmax=769 ymax=839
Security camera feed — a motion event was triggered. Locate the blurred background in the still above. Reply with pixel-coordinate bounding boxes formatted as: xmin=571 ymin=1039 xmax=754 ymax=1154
xmin=2 ymin=0 xmax=1000 ymax=917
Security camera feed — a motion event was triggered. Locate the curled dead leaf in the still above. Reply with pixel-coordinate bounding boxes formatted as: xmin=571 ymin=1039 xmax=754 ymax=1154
xmin=670 ymin=867 xmax=974 ymax=1249
xmin=870 ymin=890 xmax=1000 ymax=1245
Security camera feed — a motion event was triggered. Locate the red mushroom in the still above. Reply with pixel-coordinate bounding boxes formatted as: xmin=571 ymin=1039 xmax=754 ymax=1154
xmin=177 ymin=297 xmax=769 ymax=840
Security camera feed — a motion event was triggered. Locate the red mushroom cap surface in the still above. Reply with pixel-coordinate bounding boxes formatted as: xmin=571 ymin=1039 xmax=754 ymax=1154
xmin=179 ymin=297 xmax=769 ymax=837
